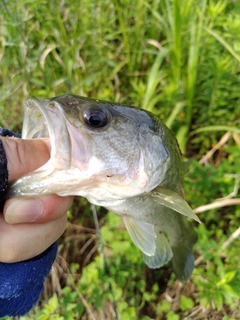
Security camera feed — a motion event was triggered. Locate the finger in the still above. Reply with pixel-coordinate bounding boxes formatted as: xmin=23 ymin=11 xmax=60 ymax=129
xmin=0 ymin=137 xmax=50 ymax=183
xmin=0 ymin=214 xmax=67 ymax=263
xmin=3 ymin=195 xmax=74 ymax=224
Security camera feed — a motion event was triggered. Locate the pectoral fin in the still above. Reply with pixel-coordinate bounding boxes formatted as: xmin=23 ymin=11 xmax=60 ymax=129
xmin=143 ymin=231 xmax=173 ymax=268
xmin=122 ymin=215 xmax=156 ymax=256
xmin=148 ymin=186 xmax=201 ymax=223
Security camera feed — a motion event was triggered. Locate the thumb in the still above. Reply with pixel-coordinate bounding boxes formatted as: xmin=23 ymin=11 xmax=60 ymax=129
xmin=0 ymin=137 xmax=50 ymax=183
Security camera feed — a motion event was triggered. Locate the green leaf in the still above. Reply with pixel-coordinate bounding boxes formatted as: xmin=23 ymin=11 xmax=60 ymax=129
xmin=156 ymin=300 xmax=171 ymax=313
xmin=166 ymin=311 xmax=180 ymax=320
xmin=214 ymin=291 xmax=223 ymax=311
xmin=217 ymin=270 xmax=237 ymax=286
xmin=180 ymin=295 xmax=194 ymax=311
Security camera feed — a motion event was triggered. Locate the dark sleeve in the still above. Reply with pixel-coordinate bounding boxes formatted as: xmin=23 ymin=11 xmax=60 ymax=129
xmin=0 ymin=128 xmax=58 ymax=317
xmin=0 ymin=243 xmax=58 ymax=317
xmin=0 ymin=128 xmax=21 ymax=199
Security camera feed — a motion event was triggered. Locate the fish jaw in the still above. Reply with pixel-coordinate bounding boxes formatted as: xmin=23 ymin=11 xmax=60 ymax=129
xmin=22 ymin=98 xmax=72 ymax=170
xmin=9 ymin=98 xmax=90 ymax=196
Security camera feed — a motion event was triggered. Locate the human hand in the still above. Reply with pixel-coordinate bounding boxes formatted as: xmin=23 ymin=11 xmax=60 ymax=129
xmin=0 ymin=137 xmax=73 ymax=263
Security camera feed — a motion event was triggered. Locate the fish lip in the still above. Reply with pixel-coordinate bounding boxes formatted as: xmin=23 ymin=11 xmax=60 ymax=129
xmin=22 ymin=98 xmax=72 ymax=170
xmin=22 ymin=98 xmax=52 ymax=139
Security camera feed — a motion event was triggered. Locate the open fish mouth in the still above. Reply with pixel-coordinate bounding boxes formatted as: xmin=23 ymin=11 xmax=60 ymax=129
xmin=8 ymin=97 xmax=101 ymax=197
xmin=22 ymin=98 xmax=71 ymax=170
xmin=8 ymin=98 xmax=75 ymax=197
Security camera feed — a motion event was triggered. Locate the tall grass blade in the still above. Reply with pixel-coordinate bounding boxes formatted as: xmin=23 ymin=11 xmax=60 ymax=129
xmin=181 ymin=0 xmax=207 ymax=152
xmin=172 ymin=0 xmax=181 ymax=85
xmin=113 ymin=0 xmax=131 ymax=68
xmin=165 ymin=102 xmax=185 ymax=129
xmin=164 ymin=0 xmax=181 ymax=85
xmin=142 ymin=49 xmax=168 ymax=111
xmin=190 ymin=126 xmax=240 ymax=136
xmin=205 ymin=27 xmax=240 ymax=63
xmin=142 ymin=0 xmax=168 ymax=29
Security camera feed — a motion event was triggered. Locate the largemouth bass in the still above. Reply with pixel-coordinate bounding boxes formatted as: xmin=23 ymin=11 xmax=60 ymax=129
xmin=9 ymin=95 xmax=200 ymax=282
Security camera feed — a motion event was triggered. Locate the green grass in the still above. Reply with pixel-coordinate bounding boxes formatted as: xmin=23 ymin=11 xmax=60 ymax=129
xmin=0 ymin=0 xmax=240 ymax=319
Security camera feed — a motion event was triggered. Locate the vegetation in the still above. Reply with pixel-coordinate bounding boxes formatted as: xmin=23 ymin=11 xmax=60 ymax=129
xmin=0 ymin=0 xmax=240 ymax=319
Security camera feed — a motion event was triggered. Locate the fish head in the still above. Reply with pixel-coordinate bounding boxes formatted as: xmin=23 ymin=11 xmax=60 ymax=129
xmin=11 ymin=95 xmax=171 ymax=202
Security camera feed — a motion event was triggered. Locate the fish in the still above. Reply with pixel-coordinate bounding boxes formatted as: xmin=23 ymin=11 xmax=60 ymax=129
xmin=9 ymin=94 xmax=200 ymax=282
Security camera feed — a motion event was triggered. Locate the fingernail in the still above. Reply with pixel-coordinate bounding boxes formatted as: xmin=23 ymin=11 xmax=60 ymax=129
xmin=5 ymin=198 xmax=43 ymax=224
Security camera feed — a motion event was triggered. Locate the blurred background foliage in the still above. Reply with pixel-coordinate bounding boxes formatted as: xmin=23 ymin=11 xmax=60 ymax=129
xmin=0 ymin=0 xmax=240 ymax=319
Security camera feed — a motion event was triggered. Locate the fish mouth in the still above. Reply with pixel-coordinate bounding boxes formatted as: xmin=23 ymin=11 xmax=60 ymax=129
xmin=22 ymin=98 xmax=71 ymax=170
xmin=9 ymin=98 xmax=90 ymax=197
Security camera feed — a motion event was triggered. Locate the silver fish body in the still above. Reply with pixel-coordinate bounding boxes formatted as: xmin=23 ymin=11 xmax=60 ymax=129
xmin=10 ymin=95 xmax=200 ymax=281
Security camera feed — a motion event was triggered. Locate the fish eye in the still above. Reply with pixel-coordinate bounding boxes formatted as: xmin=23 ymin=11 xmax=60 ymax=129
xmin=83 ymin=105 xmax=110 ymax=128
